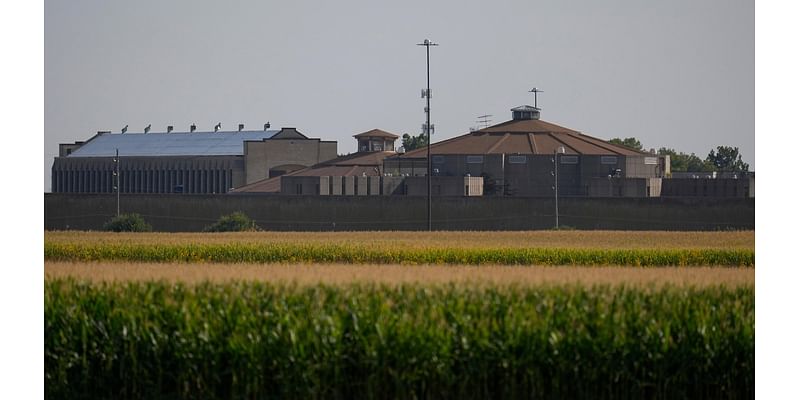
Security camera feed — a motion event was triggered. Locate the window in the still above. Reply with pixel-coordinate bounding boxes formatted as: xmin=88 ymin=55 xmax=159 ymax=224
xmin=560 ymin=155 xmax=578 ymax=164
xmin=296 ymin=184 xmax=302 ymax=195
xmin=466 ymin=155 xmax=483 ymax=164
xmin=432 ymin=155 xmax=445 ymax=164
xmin=508 ymin=155 xmax=527 ymax=164
xmin=601 ymin=156 xmax=617 ymax=165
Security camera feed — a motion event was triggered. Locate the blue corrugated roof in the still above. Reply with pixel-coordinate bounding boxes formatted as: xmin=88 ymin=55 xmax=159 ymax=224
xmin=67 ymin=130 xmax=279 ymax=157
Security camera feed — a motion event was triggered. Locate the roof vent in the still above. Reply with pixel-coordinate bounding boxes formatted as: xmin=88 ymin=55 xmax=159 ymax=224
xmin=167 ymin=125 xmax=174 ymax=133
xmin=238 ymin=123 xmax=244 ymax=132
xmin=264 ymin=122 xmax=270 ymax=131
xmin=190 ymin=123 xmax=196 ymax=133
xmin=214 ymin=122 xmax=221 ymax=132
xmin=511 ymin=105 xmax=540 ymax=120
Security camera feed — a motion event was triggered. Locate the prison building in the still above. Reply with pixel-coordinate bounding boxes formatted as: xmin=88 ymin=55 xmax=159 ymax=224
xmin=51 ymin=126 xmax=337 ymax=194
xmin=385 ymin=105 xmax=669 ymax=197
xmin=232 ymin=129 xmax=401 ymax=195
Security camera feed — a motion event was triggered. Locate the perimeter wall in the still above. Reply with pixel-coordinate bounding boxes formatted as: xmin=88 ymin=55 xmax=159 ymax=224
xmin=44 ymin=193 xmax=754 ymax=231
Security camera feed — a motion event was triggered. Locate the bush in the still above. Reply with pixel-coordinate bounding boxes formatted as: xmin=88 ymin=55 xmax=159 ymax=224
xmin=102 ymin=213 xmax=152 ymax=232
xmin=203 ymin=212 xmax=260 ymax=232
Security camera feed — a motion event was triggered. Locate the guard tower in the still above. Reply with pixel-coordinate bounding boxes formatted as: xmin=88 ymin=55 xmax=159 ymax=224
xmin=353 ymin=129 xmax=399 ymax=152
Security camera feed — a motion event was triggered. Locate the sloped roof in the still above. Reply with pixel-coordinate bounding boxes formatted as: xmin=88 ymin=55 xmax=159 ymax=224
xmin=353 ymin=129 xmax=400 ymax=139
xmin=67 ymin=130 xmax=279 ymax=157
xmin=401 ymin=118 xmax=645 ymax=157
xmin=231 ymin=151 xmax=395 ymax=193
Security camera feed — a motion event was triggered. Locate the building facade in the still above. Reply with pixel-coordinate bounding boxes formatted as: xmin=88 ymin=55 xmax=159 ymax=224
xmin=386 ymin=106 xmax=670 ymax=197
xmin=52 ymin=126 xmax=337 ymax=194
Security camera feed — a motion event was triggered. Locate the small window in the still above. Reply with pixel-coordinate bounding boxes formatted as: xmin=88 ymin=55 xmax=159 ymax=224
xmin=296 ymin=184 xmax=302 ymax=194
xmin=560 ymin=155 xmax=578 ymax=164
xmin=508 ymin=155 xmax=527 ymax=164
xmin=432 ymin=155 xmax=445 ymax=164
xmin=601 ymin=156 xmax=617 ymax=165
xmin=466 ymin=155 xmax=483 ymax=164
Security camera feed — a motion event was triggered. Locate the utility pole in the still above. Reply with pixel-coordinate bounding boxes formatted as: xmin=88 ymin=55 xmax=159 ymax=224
xmin=113 ymin=148 xmax=120 ymax=217
xmin=418 ymin=39 xmax=438 ymax=231
xmin=552 ymin=145 xmax=565 ymax=229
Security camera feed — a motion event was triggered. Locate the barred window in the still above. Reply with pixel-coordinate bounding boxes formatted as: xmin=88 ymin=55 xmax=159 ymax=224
xmin=508 ymin=155 xmax=527 ymax=164
xmin=466 ymin=155 xmax=484 ymax=164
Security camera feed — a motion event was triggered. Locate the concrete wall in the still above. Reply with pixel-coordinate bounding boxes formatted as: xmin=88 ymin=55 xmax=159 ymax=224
xmin=45 ymin=193 xmax=754 ymax=231
xmin=662 ymin=177 xmax=754 ymax=198
xmin=405 ymin=176 xmax=484 ymax=196
xmin=244 ymin=139 xmax=338 ymax=184
xmin=587 ymin=177 xmax=661 ymax=197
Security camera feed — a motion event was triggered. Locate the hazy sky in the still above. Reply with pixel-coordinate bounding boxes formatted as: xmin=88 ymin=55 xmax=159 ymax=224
xmin=44 ymin=0 xmax=753 ymax=191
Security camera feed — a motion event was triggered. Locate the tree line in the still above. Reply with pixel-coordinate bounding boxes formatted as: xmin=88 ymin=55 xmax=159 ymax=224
xmin=608 ymin=138 xmax=750 ymax=173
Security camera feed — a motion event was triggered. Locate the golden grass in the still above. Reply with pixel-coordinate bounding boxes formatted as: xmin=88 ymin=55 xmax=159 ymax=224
xmin=45 ymin=230 xmax=755 ymax=250
xmin=45 ymin=261 xmax=754 ymax=287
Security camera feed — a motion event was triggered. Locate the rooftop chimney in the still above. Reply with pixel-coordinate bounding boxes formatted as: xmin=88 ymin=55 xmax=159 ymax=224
xmin=238 ymin=123 xmax=244 ymax=132
xmin=167 ymin=125 xmax=174 ymax=133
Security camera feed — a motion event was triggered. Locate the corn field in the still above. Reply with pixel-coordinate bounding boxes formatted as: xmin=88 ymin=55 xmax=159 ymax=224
xmin=45 ymin=280 xmax=754 ymax=399
xmin=44 ymin=242 xmax=754 ymax=266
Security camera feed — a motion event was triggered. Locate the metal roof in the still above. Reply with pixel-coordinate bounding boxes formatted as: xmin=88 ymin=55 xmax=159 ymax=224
xmin=400 ymin=118 xmax=647 ymax=157
xmin=353 ymin=129 xmax=400 ymax=139
xmin=67 ymin=130 xmax=279 ymax=157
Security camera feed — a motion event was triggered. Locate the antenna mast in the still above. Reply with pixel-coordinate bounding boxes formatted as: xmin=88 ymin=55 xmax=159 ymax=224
xmin=529 ymin=87 xmax=544 ymax=108
xmin=477 ymin=114 xmax=493 ymax=129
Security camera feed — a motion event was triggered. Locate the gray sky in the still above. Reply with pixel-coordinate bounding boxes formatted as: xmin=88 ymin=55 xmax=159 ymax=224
xmin=44 ymin=0 xmax=753 ymax=191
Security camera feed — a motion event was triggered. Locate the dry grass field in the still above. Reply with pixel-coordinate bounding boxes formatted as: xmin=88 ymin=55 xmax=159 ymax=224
xmin=45 ymin=261 xmax=754 ymax=287
xmin=45 ymin=230 xmax=754 ymax=250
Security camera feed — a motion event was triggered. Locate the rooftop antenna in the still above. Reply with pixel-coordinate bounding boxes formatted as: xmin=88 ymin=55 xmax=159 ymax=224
xmin=190 ymin=123 xmax=196 ymax=133
xmin=238 ymin=123 xmax=244 ymax=132
xmin=121 ymin=124 xmax=128 ymax=134
xmin=214 ymin=122 xmax=221 ymax=132
xmin=477 ymin=114 xmax=492 ymax=129
xmin=263 ymin=122 xmax=271 ymax=131
xmin=144 ymin=124 xmax=151 ymax=134
xmin=167 ymin=125 xmax=174 ymax=133
xmin=529 ymin=87 xmax=544 ymax=109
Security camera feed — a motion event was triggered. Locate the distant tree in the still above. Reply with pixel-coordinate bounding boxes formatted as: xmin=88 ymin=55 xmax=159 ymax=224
xmin=103 ymin=213 xmax=152 ymax=232
xmin=203 ymin=212 xmax=261 ymax=232
xmin=706 ymin=146 xmax=750 ymax=172
xmin=657 ymin=148 xmax=714 ymax=173
xmin=609 ymin=137 xmax=644 ymax=151
xmin=401 ymin=133 xmax=428 ymax=151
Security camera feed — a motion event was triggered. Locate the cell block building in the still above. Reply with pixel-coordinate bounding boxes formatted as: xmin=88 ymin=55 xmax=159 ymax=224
xmin=385 ymin=106 xmax=669 ymax=197
xmin=51 ymin=127 xmax=337 ymax=194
